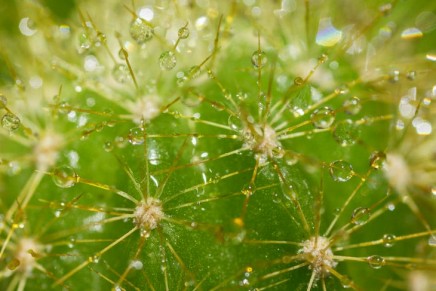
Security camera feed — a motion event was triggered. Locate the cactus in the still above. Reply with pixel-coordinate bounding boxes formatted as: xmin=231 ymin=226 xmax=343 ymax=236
xmin=1 ymin=0 xmax=435 ymax=290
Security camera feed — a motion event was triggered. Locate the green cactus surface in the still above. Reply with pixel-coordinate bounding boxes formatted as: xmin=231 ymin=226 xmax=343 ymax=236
xmin=1 ymin=0 xmax=436 ymax=290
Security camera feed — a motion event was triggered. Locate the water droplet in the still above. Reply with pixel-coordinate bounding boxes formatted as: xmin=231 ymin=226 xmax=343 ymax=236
xmin=329 ymin=160 xmax=354 ymax=182
xmin=1 ymin=113 xmax=21 ymax=132
xmin=53 ymin=166 xmax=79 ymax=188
xmin=159 ymin=51 xmax=176 ymax=71
xmin=333 ymin=119 xmax=360 ymax=146
xmin=78 ymin=31 xmax=92 ymax=50
xmin=128 ymin=127 xmax=145 ymax=145
xmin=407 ymin=70 xmax=417 ymax=80
xmin=293 ymin=76 xmax=304 ymax=86
xmin=316 ymin=18 xmax=342 ymax=47
xmin=283 ymin=152 xmax=299 ymax=165
xmin=228 ymin=115 xmax=243 ymax=131
xmin=68 ymin=237 xmax=76 ymax=248
xmin=401 ymin=27 xmax=423 ymax=40
xmin=318 ymin=54 xmax=328 ymax=64
xmin=7 ymin=258 xmax=20 ymax=270
xmin=112 ymin=64 xmax=130 ymax=83
xmin=181 ymin=94 xmax=201 ymax=107
xmin=369 ymin=151 xmax=386 ymax=169
xmin=104 ymin=141 xmax=113 ymax=152
xmin=187 ymin=66 xmax=201 ymax=79
xmin=0 ymin=95 xmax=7 ymax=108
xmin=95 ymin=31 xmax=106 ymax=46
xmin=429 ymin=235 xmax=436 ymax=247
xmin=341 ymin=276 xmax=353 ymax=288
xmin=367 ymin=255 xmax=385 ymax=269
xmin=382 ymin=234 xmax=396 ymax=247
xmin=178 ymin=27 xmax=190 ymax=39
xmin=311 ymin=107 xmax=335 ymax=129
xmin=130 ymin=260 xmax=143 ymax=270
xmin=130 ymin=18 xmax=153 ymax=44
xmin=251 ymin=50 xmax=267 ymax=68
xmin=88 ymin=255 xmax=100 ymax=263
xmin=343 ymin=97 xmax=362 ymax=115
xmin=351 ymin=207 xmax=370 ymax=225
xmin=140 ymin=228 xmax=150 ymax=238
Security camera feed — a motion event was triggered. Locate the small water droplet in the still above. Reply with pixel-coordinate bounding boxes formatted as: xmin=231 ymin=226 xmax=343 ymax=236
xmin=178 ymin=27 xmax=190 ymax=39
xmin=187 ymin=65 xmax=201 ymax=79
xmin=329 ymin=160 xmax=354 ymax=182
xmin=251 ymin=50 xmax=267 ymax=68
xmin=112 ymin=64 xmax=130 ymax=83
xmin=95 ymin=31 xmax=106 ymax=46
xmin=283 ymin=152 xmax=299 ymax=165
xmin=159 ymin=51 xmax=177 ymax=70
xmin=293 ymin=76 xmax=304 ymax=86
xmin=68 ymin=237 xmax=76 ymax=248
xmin=341 ymin=276 xmax=353 ymax=288
xmin=351 ymin=207 xmax=370 ymax=225
xmin=389 ymin=69 xmax=400 ymax=83
xmin=128 ymin=127 xmax=145 ymax=145
xmin=130 ymin=18 xmax=153 ymax=44
xmin=369 ymin=151 xmax=386 ymax=169
xmin=53 ymin=166 xmax=79 ymax=188
xmin=311 ymin=107 xmax=335 ymax=129
xmin=343 ymin=97 xmax=361 ymax=115
xmin=88 ymin=255 xmax=100 ymax=263
xmin=228 ymin=115 xmax=243 ymax=131
xmin=318 ymin=54 xmax=328 ymax=64
xmin=78 ymin=31 xmax=92 ymax=50
xmin=333 ymin=119 xmax=360 ymax=146
xmin=104 ymin=141 xmax=113 ymax=152
xmin=7 ymin=258 xmax=20 ymax=270
xmin=2 ymin=113 xmax=21 ymax=132
xmin=382 ymin=234 xmax=396 ymax=247
xmin=140 ymin=228 xmax=150 ymax=238
xmin=0 ymin=95 xmax=7 ymax=108
xmin=429 ymin=235 xmax=436 ymax=247
xmin=367 ymin=255 xmax=385 ymax=269
xmin=130 ymin=260 xmax=143 ymax=270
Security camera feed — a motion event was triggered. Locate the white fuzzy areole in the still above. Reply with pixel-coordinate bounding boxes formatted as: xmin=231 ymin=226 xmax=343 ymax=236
xmin=383 ymin=153 xmax=411 ymax=194
xmin=15 ymin=238 xmax=41 ymax=275
xmin=128 ymin=97 xmax=161 ymax=124
xmin=134 ymin=197 xmax=164 ymax=231
xmin=34 ymin=131 xmax=63 ymax=170
xmin=299 ymin=236 xmax=337 ymax=276
xmin=244 ymin=124 xmax=281 ymax=163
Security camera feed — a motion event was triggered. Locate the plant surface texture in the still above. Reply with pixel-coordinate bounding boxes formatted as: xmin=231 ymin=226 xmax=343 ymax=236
xmin=0 ymin=0 xmax=436 ymax=290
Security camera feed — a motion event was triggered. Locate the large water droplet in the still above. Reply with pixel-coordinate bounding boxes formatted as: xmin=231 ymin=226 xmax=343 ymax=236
xmin=329 ymin=160 xmax=353 ymax=182
xmin=159 ymin=51 xmax=176 ymax=71
xmin=382 ymin=234 xmax=396 ymax=247
xmin=251 ymin=50 xmax=267 ymax=68
xmin=130 ymin=18 xmax=153 ymax=44
xmin=367 ymin=255 xmax=385 ymax=269
xmin=112 ymin=64 xmax=130 ymax=83
xmin=311 ymin=107 xmax=335 ymax=129
xmin=351 ymin=207 xmax=370 ymax=225
xmin=178 ymin=27 xmax=190 ymax=39
xmin=228 ymin=115 xmax=243 ymax=131
xmin=53 ymin=166 xmax=79 ymax=188
xmin=2 ymin=113 xmax=21 ymax=132
xmin=343 ymin=97 xmax=361 ymax=115
xmin=333 ymin=120 xmax=360 ymax=146
xmin=369 ymin=151 xmax=386 ymax=169
xmin=128 ymin=127 xmax=145 ymax=145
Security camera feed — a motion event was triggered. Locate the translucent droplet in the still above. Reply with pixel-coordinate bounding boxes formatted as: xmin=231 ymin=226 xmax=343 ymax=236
xmin=159 ymin=51 xmax=177 ymax=71
xmin=367 ymin=255 xmax=385 ymax=269
xmin=128 ymin=127 xmax=145 ymax=145
xmin=251 ymin=50 xmax=267 ymax=68
xmin=333 ymin=120 xmax=360 ymax=146
xmin=88 ymin=255 xmax=100 ymax=263
xmin=178 ymin=27 xmax=190 ymax=39
xmin=1 ymin=113 xmax=21 ymax=132
xmin=407 ymin=70 xmax=417 ymax=80
xmin=311 ymin=107 xmax=335 ymax=129
xmin=341 ymin=276 xmax=353 ymax=289
xmin=53 ymin=166 xmax=79 ymax=188
xmin=318 ymin=54 xmax=328 ymax=64
xmin=95 ymin=31 xmax=106 ymax=46
xmin=429 ymin=235 xmax=436 ymax=247
xmin=181 ymin=94 xmax=201 ymax=107
xmin=401 ymin=27 xmax=423 ymax=40
xmin=118 ymin=48 xmax=127 ymax=60
xmin=228 ymin=115 xmax=243 ymax=131
xmin=351 ymin=207 xmax=370 ymax=225
xmin=343 ymin=97 xmax=361 ymax=115
xmin=369 ymin=151 xmax=386 ymax=169
xmin=130 ymin=18 xmax=153 ymax=44
xmin=0 ymin=95 xmax=7 ymax=108
xmin=187 ymin=66 xmax=201 ymax=79
xmin=112 ymin=64 xmax=130 ymax=83
xmin=382 ymin=234 xmax=396 ymax=247
xmin=329 ymin=160 xmax=354 ymax=182
xmin=293 ymin=77 xmax=304 ymax=86
xmin=7 ymin=258 xmax=20 ymax=270
xmin=78 ymin=31 xmax=92 ymax=50
xmin=104 ymin=141 xmax=113 ymax=152
xmin=316 ymin=18 xmax=342 ymax=47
